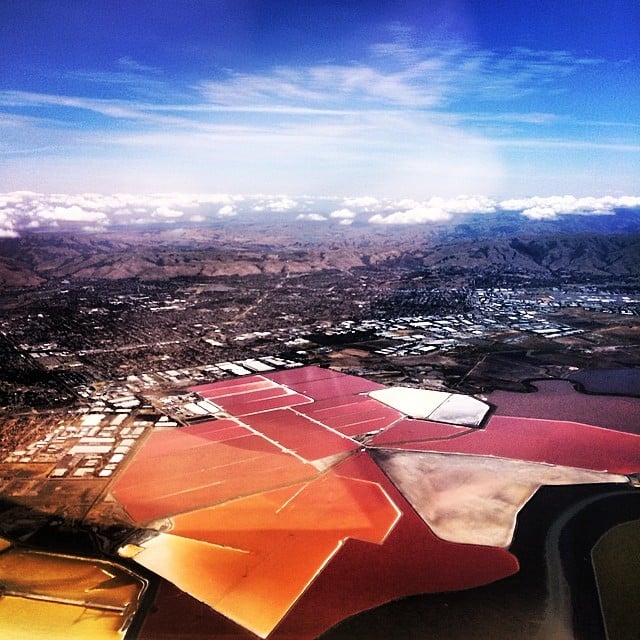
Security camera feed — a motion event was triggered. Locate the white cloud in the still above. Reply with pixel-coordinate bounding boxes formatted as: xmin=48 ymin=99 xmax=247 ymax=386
xmin=341 ymin=196 xmax=381 ymax=211
xmin=393 ymin=198 xmax=421 ymax=210
xmin=617 ymin=196 xmax=640 ymax=208
xmin=429 ymin=196 xmax=495 ymax=214
xmin=500 ymin=195 xmax=640 ymax=219
xmin=192 ymin=193 xmax=237 ymax=205
xmin=519 ymin=206 xmax=558 ymax=220
xmin=296 ymin=213 xmax=327 ymax=222
xmin=154 ymin=206 xmax=183 ymax=219
xmin=253 ymin=197 xmax=298 ymax=212
xmin=370 ymin=206 xmax=451 ymax=225
xmin=365 ymin=195 xmax=496 ymax=225
xmin=39 ymin=205 xmax=108 ymax=223
xmin=330 ymin=208 xmax=357 ymax=220
xmin=218 ymin=204 xmax=236 ymax=217
xmin=0 ymin=192 xmax=219 ymax=233
xmin=0 ymin=209 xmax=17 ymax=237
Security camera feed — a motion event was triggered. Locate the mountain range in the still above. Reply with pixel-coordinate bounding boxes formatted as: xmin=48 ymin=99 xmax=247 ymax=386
xmin=1 ymin=209 xmax=639 ymax=289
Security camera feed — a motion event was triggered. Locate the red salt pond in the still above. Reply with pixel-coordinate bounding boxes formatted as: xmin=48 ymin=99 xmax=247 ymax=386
xmin=265 ymin=366 xmax=349 ymax=385
xmin=297 ymin=396 xmax=402 ymax=437
xmin=489 ymin=379 xmax=640 ymax=434
xmin=264 ymin=366 xmax=385 ymax=399
xmin=374 ymin=414 xmax=640 ymax=474
xmin=195 ymin=376 xmax=313 ymax=415
xmin=370 ymin=417 xmax=471 ymax=446
xmin=243 ymin=409 xmax=358 ymax=461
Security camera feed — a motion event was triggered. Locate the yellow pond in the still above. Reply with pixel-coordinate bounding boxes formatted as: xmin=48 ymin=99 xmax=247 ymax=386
xmin=0 ymin=537 xmax=147 ymax=640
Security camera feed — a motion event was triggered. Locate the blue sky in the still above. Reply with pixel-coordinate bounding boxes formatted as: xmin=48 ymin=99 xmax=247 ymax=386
xmin=0 ymin=0 xmax=639 ymax=207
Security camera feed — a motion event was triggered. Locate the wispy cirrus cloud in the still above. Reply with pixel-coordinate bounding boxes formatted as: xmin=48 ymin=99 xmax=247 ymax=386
xmin=116 ymin=56 xmax=162 ymax=75
xmin=199 ymin=63 xmax=441 ymax=109
xmin=0 ymin=27 xmax=635 ymax=196
xmin=0 ymin=90 xmax=193 ymax=127
xmin=0 ymin=38 xmax=609 ymax=124
xmin=197 ymin=44 xmax=602 ymax=113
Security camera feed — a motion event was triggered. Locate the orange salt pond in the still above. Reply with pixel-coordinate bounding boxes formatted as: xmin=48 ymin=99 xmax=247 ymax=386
xmin=123 ymin=470 xmax=400 ymax=639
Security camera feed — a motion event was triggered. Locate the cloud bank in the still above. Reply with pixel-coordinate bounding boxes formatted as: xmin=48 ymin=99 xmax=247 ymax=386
xmin=500 ymin=195 xmax=640 ymax=220
xmin=0 ymin=192 xmax=638 ymax=237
